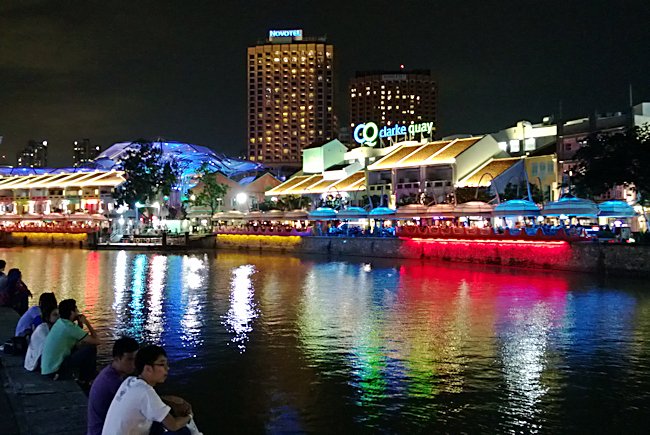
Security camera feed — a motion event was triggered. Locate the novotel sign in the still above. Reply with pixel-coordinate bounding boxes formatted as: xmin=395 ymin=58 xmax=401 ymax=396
xmin=353 ymin=121 xmax=435 ymax=147
xmin=269 ymin=29 xmax=303 ymax=38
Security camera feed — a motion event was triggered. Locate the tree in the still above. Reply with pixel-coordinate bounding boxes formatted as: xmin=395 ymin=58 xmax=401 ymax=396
xmin=454 ymin=187 xmax=492 ymax=204
xmin=573 ymin=125 xmax=650 ymax=204
xmin=113 ymin=140 xmax=178 ymax=207
xmin=502 ymin=182 xmax=545 ymax=203
xmin=186 ymin=163 xmax=229 ymax=216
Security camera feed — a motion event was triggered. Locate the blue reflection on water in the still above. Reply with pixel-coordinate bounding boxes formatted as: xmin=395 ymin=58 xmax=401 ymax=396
xmin=126 ymin=254 xmax=148 ymax=341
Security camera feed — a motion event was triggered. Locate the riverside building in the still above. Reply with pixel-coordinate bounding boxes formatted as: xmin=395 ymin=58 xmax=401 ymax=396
xmin=247 ymin=29 xmax=336 ymax=172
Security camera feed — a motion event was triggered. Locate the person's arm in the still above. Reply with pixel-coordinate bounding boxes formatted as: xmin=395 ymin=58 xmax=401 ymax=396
xmin=77 ymin=314 xmax=101 ymax=345
xmin=161 ymin=395 xmax=192 ymax=417
xmin=161 ymin=412 xmax=191 ymax=432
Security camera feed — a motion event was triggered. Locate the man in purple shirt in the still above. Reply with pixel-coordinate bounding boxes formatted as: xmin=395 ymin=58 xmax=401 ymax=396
xmin=87 ymin=337 xmax=139 ymax=435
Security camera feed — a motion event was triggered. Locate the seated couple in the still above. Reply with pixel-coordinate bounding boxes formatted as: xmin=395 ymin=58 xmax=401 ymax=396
xmin=90 ymin=339 xmax=202 ymax=435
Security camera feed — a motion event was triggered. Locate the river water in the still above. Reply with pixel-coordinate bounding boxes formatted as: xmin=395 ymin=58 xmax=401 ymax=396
xmin=2 ymin=247 xmax=649 ymax=434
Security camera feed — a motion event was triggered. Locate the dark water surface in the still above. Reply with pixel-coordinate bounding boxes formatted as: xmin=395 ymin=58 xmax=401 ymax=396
xmin=2 ymin=247 xmax=650 ymax=434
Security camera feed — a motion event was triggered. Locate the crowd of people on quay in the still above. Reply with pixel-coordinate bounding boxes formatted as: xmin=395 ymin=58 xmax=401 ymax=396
xmin=0 ymin=258 xmax=202 ymax=435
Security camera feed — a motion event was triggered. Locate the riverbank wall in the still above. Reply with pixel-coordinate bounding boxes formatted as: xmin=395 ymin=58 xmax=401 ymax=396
xmin=0 ymin=232 xmax=93 ymax=248
xmin=215 ymin=234 xmax=650 ymax=276
xmin=0 ymin=307 xmax=87 ymax=434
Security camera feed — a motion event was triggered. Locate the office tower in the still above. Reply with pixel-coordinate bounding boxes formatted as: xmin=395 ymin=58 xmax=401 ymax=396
xmin=16 ymin=140 xmax=48 ymax=167
xmin=72 ymin=139 xmax=101 ymax=167
xmin=247 ymin=29 xmax=336 ymax=170
xmin=349 ymin=69 xmax=437 ymax=144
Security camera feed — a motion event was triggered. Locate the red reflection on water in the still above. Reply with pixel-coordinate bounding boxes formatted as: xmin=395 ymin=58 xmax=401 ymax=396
xmin=84 ymin=251 xmax=100 ymax=312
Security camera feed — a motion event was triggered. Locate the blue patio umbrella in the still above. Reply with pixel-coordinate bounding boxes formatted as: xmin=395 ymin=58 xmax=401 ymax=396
xmin=308 ymin=207 xmax=338 ymax=220
xmin=494 ymin=199 xmax=541 ymax=217
xmin=597 ymin=200 xmax=637 ymax=218
xmin=542 ymin=196 xmax=598 ymax=217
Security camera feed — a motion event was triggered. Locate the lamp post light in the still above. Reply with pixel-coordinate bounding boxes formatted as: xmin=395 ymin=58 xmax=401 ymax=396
xmin=235 ymin=192 xmax=248 ymax=211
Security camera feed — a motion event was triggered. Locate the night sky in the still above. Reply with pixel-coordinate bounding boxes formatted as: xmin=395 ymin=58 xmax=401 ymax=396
xmin=1 ymin=0 xmax=649 ymax=167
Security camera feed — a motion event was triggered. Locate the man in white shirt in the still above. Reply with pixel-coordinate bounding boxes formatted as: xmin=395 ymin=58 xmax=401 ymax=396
xmin=102 ymin=345 xmax=192 ymax=435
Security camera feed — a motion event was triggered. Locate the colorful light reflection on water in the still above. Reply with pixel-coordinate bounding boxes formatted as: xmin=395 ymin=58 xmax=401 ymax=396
xmin=2 ymin=247 xmax=650 ymax=433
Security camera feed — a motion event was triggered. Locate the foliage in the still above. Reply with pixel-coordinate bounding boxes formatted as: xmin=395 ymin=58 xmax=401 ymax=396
xmin=573 ymin=125 xmax=650 ymax=204
xmin=397 ymin=192 xmax=435 ymax=206
xmin=259 ymin=195 xmax=312 ymax=211
xmin=113 ymin=140 xmax=178 ymax=207
xmin=501 ymin=182 xmax=546 ymax=203
xmin=186 ymin=163 xmax=229 ymax=215
xmin=454 ymin=187 xmax=492 ymax=204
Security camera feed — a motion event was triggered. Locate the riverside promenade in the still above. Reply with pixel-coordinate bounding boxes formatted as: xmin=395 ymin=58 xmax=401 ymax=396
xmin=0 ymin=307 xmax=87 ymax=435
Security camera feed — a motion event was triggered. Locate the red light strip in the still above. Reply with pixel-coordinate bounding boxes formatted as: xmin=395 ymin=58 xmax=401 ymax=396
xmin=401 ymin=237 xmax=568 ymax=247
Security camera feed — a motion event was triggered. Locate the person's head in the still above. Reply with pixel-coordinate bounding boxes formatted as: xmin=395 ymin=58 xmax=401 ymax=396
xmin=38 ymin=293 xmax=57 ymax=317
xmin=112 ymin=337 xmax=139 ymax=376
xmin=6 ymin=268 xmax=21 ymax=286
xmin=135 ymin=345 xmax=168 ymax=385
xmin=58 ymin=299 xmax=78 ymax=321
xmin=46 ymin=308 xmax=60 ymax=326
xmin=0 ymin=259 xmax=5 ymax=271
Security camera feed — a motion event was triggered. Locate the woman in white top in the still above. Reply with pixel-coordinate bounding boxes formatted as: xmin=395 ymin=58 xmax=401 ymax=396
xmin=24 ymin=306 xmax=59 ymax=371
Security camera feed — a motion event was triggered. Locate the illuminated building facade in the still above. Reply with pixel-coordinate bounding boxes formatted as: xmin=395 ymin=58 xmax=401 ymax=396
xmin=247 ymin=30 xmax=336 ymax=170
xmin=349 ymin=70 xmax=437 ymax=146
xmin=73 ymin=139 xmax=101 ymax=167
xmin=16 ymin=140 xmax=48 ymax=168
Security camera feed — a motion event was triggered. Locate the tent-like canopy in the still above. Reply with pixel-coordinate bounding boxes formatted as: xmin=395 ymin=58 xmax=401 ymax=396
xmin=395 ymin=204 xmax=428 ymax=220
xmin=597 ymin=200 xmax=637 ymax=218
xmin=542 ymin=196 xmax=598 ymax=217
xmin=426 ymin=204 xmax=455 ymax=217
xmin=308 ymin=207 xmax=338 ymax=220
xmin=284 ymin=210 xmax=308 ymax=220
xmin=454 ymin=201 xmax=493 ymax=216
xmin=494 ymin=199 xmax=541 ymax=217
xmin=337 ymin=207 xmax=368 ymax=220
xmin=369 ymin=207 xmax=396 ymax=219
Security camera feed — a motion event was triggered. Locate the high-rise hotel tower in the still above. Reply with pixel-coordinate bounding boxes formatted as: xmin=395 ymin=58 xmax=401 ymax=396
xmin=247 ymin=30 xmax=336 ymax=170
xmin=349 ymin=69 xmax=437 ymax=144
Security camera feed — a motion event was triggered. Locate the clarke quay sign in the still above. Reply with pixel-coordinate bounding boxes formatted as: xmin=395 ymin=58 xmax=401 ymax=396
xmin=353 ymin=121 xmax=435 ymax=147
xmin=269 ymin=29 xmax=303 ymax=38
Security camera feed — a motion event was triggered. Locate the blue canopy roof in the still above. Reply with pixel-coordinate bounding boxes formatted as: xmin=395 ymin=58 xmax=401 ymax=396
xmin=597 ymin=200 xmax=637 ymax=218
xmin=308 ymin=207 xmax=338 ymax=220
xmin=542 ymin=196 xmax=598 ymax=217
xmin=494 ymin=199 xmax=541 ymax=216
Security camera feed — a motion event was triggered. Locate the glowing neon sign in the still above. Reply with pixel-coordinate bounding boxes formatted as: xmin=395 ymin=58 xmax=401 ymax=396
xmin=269 ymin=29 xmax=303 ymax=38
xmin=353 ymin=121 xmax=435 ymax=147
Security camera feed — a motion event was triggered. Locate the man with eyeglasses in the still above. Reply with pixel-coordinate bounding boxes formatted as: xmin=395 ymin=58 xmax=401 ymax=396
xmin=102 ymin=345 xmax=198 ymax=435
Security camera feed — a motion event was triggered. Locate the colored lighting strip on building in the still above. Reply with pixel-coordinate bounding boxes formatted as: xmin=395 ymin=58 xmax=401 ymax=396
xmin=401 ymin=237 xmax=569 ymax=247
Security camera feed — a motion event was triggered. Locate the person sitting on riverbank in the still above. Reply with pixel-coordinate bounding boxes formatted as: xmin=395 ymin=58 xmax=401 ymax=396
xmin=24 ymin=304 xmax=59 ymax=371
xmin=102 ymin=345 xmax=199 ymax=435
xmin=41 ymin=299 xmax=100 ymax=384
xmin=1 ymin=268 xmax=32 ymax=315
xmin=15 ymin=292 xmax=57 ymax=337
xmin=87 ymin=337 xmax=139 ymax=435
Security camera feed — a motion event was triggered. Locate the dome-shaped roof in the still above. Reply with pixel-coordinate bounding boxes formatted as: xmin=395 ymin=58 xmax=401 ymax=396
xmin=597 ymin=200 xmax=637 ymax=218
xmin=308 ymin=207 xmax=338 ymax=220
xmin=542 ymin=196 xmax=598 ymax=217
xmin=494 ymin=199 xmax=541 ymax=216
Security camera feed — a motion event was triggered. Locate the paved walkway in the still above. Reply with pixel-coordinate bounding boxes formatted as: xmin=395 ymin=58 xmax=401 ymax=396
xmin=0 ymin=307 xmax=87 ymax=435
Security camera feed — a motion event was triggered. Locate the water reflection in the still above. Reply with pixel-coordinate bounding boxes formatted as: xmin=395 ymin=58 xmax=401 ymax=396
xmin=146 ymin=255 xmax=167 ymax=343
xmin=2 ymin=248 xmax=650 ymax=433
xmin=223 ymin=264 xmax=258 ymax=352
xmin=180 ymin=255 xmax=206 ymax=348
